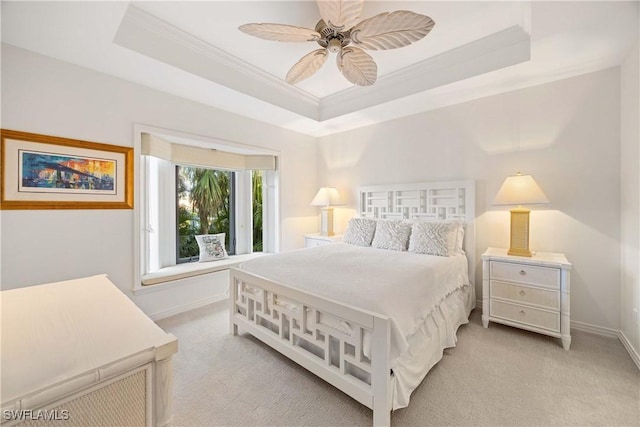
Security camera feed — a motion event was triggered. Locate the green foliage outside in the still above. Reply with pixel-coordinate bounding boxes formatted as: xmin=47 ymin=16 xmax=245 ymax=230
xmin=252 ymin=171 xmax=263 ymax=252
xmin=177 ymin=167 xmax=262 ymax=261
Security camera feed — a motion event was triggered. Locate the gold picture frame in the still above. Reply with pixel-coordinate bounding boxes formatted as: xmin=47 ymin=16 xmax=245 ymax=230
xmin=1 ymin=129 xmax=133 ymax=209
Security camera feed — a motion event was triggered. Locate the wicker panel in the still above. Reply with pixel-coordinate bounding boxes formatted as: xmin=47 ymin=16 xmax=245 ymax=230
xmin=16 ymin=369 xmax=147 ymax=427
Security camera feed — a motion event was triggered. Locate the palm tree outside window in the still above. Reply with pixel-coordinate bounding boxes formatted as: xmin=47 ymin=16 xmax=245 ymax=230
xmin=176 ymin=166 xmax=263 ymax=263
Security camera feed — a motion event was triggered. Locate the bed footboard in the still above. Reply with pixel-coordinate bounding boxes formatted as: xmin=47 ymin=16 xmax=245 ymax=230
xmin=230 ymin=268 xmax=392 ymax=427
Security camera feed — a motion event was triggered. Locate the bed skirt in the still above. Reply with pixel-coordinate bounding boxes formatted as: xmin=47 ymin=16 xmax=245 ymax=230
xmin=391 ymin=283 xmax=475 ymax=409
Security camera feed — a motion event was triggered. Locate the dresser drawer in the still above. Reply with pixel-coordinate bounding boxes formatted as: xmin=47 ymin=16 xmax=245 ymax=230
xmin=490 ymin=280 xmax=560 ymax=310
xmin=490 ymin=261 xmax=560 ymax=289
xmin=490 ymin=300 xmax=560 ymax=332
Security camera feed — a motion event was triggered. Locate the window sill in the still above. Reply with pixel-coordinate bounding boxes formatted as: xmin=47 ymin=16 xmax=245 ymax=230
xmin=134 ymin=253 xmax=267 ymax=295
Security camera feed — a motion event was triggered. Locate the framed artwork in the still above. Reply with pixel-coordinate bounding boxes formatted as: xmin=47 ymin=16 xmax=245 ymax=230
xmin=1 ymin=129 xmax=133 ymax=209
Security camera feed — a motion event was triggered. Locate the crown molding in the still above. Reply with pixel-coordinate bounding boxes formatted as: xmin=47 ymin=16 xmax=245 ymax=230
xmin=113 ymin=5 xmax=321 ymax=120
xmin=113 ymin=6 xmax=530 ymax=124
xmin=320 ymin=26 xmax=530 ymax=121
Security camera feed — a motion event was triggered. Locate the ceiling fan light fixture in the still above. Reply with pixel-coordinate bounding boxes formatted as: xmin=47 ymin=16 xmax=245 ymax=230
xmin=239 ymin=0 xmax=434 ymax=86
xmin=327 ymin=38 xmax=343 ymax=53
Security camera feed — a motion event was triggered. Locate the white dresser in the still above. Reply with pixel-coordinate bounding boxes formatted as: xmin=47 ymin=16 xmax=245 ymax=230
xmin=482 ymin=247 xmax=572 ymax=350
xmin=1 ymin=275 xmax=178 ymax=426
xmin=304 ymin=233 xmax=343 ymax=248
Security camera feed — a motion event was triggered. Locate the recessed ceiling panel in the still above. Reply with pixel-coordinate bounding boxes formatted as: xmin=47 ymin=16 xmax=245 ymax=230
xmin=132 ymin=1 xmax=531 ymax=98
xmin=114 ymin=2 xmax=532 ymax=121
xmin=2 ymin=1 xmax=637 ymax=136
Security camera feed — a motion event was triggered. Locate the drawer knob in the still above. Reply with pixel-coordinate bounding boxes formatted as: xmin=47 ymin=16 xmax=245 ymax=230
xmin=519 ymin=290 xmax=526 ymax=296
xmin=519 ymin=310 xmax=526 ymax=316
xmin=519 ymin=270 xmax=527 ymax=276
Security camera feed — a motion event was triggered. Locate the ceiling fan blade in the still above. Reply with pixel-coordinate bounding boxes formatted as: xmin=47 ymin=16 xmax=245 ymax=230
xmin=316 ymin=0 xmax=364 ymax=31
xmin=337 ymin=47 xmax=377 ymax=86
xmin=286 ymin=49 xmax=329 ymax=84
xmin=350 ymin=11 xmax=435 ymax=50
xmin=239 ymin=23 xmax=320 ymax=42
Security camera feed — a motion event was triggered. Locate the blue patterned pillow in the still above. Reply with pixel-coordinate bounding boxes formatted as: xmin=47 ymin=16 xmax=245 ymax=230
xmin=196 ymin=233 xmax=229 ymax=262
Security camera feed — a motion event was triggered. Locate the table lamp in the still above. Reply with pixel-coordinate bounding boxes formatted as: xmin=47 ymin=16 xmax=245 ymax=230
xmin=493 ymin=173 xmax=549 ymax=257
xmin=311 ymin=187 xmax=340 ymax=236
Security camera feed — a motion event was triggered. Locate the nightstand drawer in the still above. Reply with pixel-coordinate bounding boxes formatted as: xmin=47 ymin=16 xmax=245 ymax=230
xmin=304 ymin=234 xmax=343 ymax=248
xmin=490 ymin=261 xmax=560 ymax=289
xmin=305 ymin=238 xmax=328 ymax=248
xmin=490 ymin=281 xmax=560 ymax=310
xmin=490 ymin=300 xmax=560 ymax=332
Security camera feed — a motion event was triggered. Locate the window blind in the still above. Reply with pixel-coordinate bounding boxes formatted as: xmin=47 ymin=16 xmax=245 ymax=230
xmin=141 ymin=133 xmax=276 ymax=170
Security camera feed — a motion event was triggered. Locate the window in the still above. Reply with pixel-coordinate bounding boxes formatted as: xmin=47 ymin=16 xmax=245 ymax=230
xmin=176 ymin=167 xmax=264 ymax=262
xmin=137 ymin=128 xmax=278 ymax=283
xmin=176 ymin=166 xmax=235 ymax=262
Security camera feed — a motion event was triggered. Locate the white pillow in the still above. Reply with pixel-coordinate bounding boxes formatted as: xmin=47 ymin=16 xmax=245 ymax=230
xmin=409 ymin=219 xmax=464 ymax=254
xmin=343 ymin=218 xmax=377 ymax=247
xmin=408 ymin=222 xmax=458 ymax=256
xmin=195 ymin=233 xmax=229 ymax=262
xmin=372 ymin=220 xmax=412 ymax=251
xmin=342 ymin=218 xmax=377 ymax=246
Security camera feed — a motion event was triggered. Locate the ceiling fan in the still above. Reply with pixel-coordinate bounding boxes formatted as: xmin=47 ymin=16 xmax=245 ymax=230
xmin=239 ymin=0 xmax=435 ymax=87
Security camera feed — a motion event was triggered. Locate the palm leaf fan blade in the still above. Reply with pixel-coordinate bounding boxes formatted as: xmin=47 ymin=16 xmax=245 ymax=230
xmin=239 ymin=23 xmax=320 ymax=42
xmin=286 ymin=49 xmax=329 ymax=84
xmin=337 ymin=47 xmax=377 ymax=86
xmin=316 ymin=0 xmax=364 ymax=30
xmin=350 ymin=11 xmax=435 ymax=50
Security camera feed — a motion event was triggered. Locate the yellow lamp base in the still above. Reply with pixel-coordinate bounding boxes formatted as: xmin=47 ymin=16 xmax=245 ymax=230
xmin=508 ymin=207 xmax=532 ymax=257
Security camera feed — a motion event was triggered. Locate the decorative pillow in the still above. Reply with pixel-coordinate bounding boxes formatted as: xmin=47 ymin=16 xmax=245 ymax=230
xmin=195 ymin=233 xmax=229 ymax=262
xmin=408 ymin=222 xmax=458 ymax=256
xmin=371 ymin=220 xmax=412 ymax=251
xmin=343 ymin=218 xmax=377 ymax=247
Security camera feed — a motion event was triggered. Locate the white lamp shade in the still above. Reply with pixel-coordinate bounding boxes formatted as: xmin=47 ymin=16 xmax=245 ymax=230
xmin=310 ymin=187 xmax=340 ymax=207
xmin=493 ymin=174 xmax=549 ymax=206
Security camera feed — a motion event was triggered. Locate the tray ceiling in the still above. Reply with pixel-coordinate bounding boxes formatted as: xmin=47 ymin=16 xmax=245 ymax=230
xmin=1 ymin=1 xmax=638 ymax=136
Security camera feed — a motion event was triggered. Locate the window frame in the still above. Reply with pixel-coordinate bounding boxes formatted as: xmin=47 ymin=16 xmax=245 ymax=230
xmin=132 ymin=124 xmax=280 ymax=292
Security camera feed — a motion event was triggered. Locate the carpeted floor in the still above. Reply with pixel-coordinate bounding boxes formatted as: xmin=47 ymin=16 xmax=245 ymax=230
xmin=156 ymin=303 xmax=640 ymax=426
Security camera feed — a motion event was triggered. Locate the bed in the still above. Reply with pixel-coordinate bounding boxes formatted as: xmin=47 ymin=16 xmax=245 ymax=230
xmin=229 ymin=181 xmax=475 ymax=426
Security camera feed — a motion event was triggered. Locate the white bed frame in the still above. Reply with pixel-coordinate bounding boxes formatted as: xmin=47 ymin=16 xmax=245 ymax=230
xmin=230 ymin=181 xmax=475 ymax=426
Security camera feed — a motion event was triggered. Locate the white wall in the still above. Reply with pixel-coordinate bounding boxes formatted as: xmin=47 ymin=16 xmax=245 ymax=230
xmin=0 ymin=44 xmax=319 ymax=317
xmin=620 ymin=39 xmax=640 ymax=359
xmin=318 ymin=68 xmax=622 ymax=331
xmin=0 ymin=43 xmax=632 ymax=335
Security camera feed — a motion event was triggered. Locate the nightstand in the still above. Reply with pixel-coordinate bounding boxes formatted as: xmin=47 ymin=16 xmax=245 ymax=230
xmin=304 ymin=233 xmax=343 ymax=248
xmin=482 ymin=247 xmax=572 ymax=350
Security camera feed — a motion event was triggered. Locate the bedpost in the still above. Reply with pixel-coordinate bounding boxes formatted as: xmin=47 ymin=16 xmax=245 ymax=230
xmin=371 ymin=316 xmax=391 ymax=427
xmin=230 ymin=270 xmax=238 ymax=335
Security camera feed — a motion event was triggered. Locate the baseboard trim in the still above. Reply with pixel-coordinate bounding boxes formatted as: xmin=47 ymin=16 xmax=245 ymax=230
xmin=476 ymin=301 xmax=620 ymax=338
xmin=570 ymin=320 xmax=619 ymax=337
xmin=149 ymin=293 xmax=227 ymax=321
xmin=618 ymin=330 xmax=640 ymax=371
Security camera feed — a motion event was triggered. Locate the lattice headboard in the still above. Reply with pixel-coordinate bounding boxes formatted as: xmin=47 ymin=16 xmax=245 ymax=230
xmin=358 ymin=181 xmax=476 ymax=285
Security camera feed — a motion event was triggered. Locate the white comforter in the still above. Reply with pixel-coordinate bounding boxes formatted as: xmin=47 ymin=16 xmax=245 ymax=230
xmin=238 ymin=243 xmax=469 ymax=367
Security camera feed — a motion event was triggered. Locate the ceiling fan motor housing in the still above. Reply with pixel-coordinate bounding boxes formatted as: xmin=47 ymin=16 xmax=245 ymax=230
xmin=315 ymin=19 xmax=351 ymax=53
